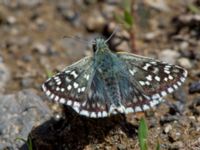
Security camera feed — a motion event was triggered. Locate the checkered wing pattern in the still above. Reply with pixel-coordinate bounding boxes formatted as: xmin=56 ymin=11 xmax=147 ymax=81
xmin=117 ymin=52 xmax=187 ymax=111
xmin=42 ymin=56 xmax=94 ymax=109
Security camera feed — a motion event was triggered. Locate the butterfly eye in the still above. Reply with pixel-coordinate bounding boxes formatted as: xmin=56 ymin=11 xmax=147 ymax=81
xmin=92 ymin=43 xmax=97 ymax=52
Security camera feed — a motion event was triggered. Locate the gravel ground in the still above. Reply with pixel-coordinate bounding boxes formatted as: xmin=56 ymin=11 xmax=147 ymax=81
xmin=0 ymin=0 xmax=200 ymax=150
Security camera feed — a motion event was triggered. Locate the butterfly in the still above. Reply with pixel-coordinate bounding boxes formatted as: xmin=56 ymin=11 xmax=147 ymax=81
xmin=42 ymin=37 xmax=187 ymax=118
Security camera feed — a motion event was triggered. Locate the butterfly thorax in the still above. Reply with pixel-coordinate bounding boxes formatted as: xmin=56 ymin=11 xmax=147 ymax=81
xmin=93 ymin=42 xmax=125 ymax=111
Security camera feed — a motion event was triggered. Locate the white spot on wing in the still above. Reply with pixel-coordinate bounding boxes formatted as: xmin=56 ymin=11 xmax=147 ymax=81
xmin=173 ymin=84 xmax=178 ymax=89
xmin=139 ymin=81 xmax=145 ymax=86
xmin=167 ymin=87 xmax=174 ymax=93
xmin=55 ymin=96 xmax=59 ymax=101
xmin=135 ymin=106 xmax=142 ymax=112
xmin=60 ymin=98 xmax=66 ymax=104
xmin=80 ymin=110 xmax=89 ymax=116
xmin=116 ymin=105 xmax=125 ymax=113
xmin=66 ymin=99 xmax=72 ymax=105
xmin=180 ymin=77 xmax=185 ymax=82
xmin=50 ymin=94 xmax=55 ymax=99
xmin=129 ymin=69 xmax=136 ymax=76
xmin=155 ymin=76 xmax=161 ymax=82
xmin=164 ymin=70 xmax=170 ymax=74
xmin=74 ymin=101 xmax=80 ymax=107
xmin=145 ymin=81 xmax=150 ymax=85
xmin=146 ymin=75 xmax=152 ymax=81
xmin=84 ymin=74 xmax=90 ymax=80
xmin=73 ymin=106 xmax=80 ymax=113
xmin=61 ymin=88 xmax=65 ymax=92
xmin=56 ymin=87 xmax=60 ymax=91
xmin=164 ymin=77 xmax=168 ymax=82
xmin=71 ymin=71 xmax=78 ymax=78
xmin=90 ymin=112 xmax=96 ymax=118
xmin=67 ymin=85 xmax=72 ymax=90
xmin=150 ymin=61 xmax=157 ymax=65
xmin=161 ymin=91 xmax=167 ymax=96
xmin=65 ymin=70 xmax=70 ymax=74
xmin=102 ymin=111 xmax=108 ymax=117
xmin=177 ymin=81 xmax=181 ymax=86
xmin=152 ymin=94 xmax=160 ymax=99
xmin=65 ymin=77 xmax=71 ymax=82
xmin=168 ymin=75 xmax=173 ymax=80
xmin=81 ymin=87 xmax=86 ymax=92
xmin=150 ymin=99 xmax=159 ymax=107
xmin=143 ymin=63 xmax=151 ymax=70
xmin=42 ymin=84 xmax=46 ymax=91
xmin=143 ymin=104 xmax=149 ymax=110
xmin=73 ymin=82 xmax=79 ymax=88
xmin=56 ymin=81 xmax=61 ymax=85
xmin=46 ymin=90 xmax=51 ymax=96
xmin=125 ymin=107 xmax=134 ymax=113
xmin=97 ymin=112 xmax=102 ymax=117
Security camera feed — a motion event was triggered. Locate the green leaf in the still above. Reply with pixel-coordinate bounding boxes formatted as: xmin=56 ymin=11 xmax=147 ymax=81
xmin=138 ymin=117 xmax=148 ymax=150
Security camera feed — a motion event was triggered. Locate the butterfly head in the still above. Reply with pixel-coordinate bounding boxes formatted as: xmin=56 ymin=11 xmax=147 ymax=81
xmin=92 ymin=38 xmax=109 ymax=53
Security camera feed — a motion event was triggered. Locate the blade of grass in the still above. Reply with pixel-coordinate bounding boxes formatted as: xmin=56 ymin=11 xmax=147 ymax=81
xmin=16 ymin=137 xmax=33 ymax=150
xmin=188 ymin=4 xmax=200 ymax=14
xmin=46 ymin=69 xmax=53 ymax=78
xmin=124 ymin=10 xmax=134 ymax=27
xmin=156 ymin=141 xmax=160 ymax=150
xmin=138 ymin=117 xmax=148 ymax=150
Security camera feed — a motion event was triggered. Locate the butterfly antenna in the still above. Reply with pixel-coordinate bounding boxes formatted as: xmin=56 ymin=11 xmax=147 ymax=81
xmin=62 ymin=35 xmax=89 ymax=44
xmin=105 ymin=26 xmax=120 ymax=43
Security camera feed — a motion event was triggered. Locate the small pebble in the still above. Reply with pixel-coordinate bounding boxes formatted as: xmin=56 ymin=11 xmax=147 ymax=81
xmin=169 ymin=130 xmax=181 ymax=142
xmin=0 ymin=61 xmax=10 ymax=93
xmin=56 ymin=2 xmax=80 ymax=26
xmin=158 ymin=49 xmax=180 ymax=64
xmin=160 ymin=115 xmax=179 ymax=125
xmin=32 ymin=43 xmax=47 ymax=54
xmin=164 ymin=124 xmax=172 ymax=133
xmin=20 ymin=78 xmax=33 ymax=88
xmin=189 ymin=81 xmax=200 ymax=94
xmin=6 ymin=16 xmax=16 ymax=25
xmin=179 ymin=41 xmax=189 ymax=51
xmin=169 ymin=141 xmax=184 ymax=149
xmin=177 ymin=57 xmax=192 ymax=69
xmin=86 ymin=11 xmax=105 ymax=32
xmin=144 ymin=31 xmax=160 ymax=41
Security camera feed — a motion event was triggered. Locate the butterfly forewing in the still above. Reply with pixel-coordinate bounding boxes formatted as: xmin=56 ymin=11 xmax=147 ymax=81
xmin=117 ymin=52 xmax=187 ymax=101
xmin=42 ymin=56 xmax=95 ymax=110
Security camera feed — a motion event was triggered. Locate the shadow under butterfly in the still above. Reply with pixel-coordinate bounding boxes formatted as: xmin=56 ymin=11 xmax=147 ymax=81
xmin=20 ymin=110 xmax=137 ymax=150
